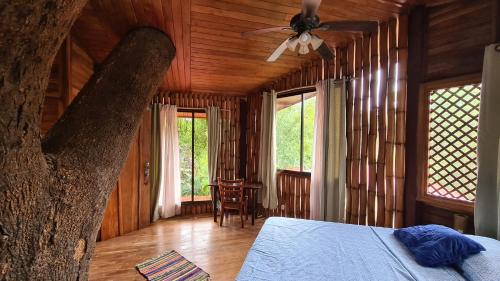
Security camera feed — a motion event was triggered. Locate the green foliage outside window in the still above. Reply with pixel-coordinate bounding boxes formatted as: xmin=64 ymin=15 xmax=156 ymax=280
xmin=276 ymin=96 xmax=316 ymax=171
xmin=177 ymin=115 xmax=210 ymax=201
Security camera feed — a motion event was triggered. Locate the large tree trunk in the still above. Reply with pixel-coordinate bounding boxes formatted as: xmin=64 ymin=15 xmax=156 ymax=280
xmin=0 ymin=1 xmax=175 ymax=279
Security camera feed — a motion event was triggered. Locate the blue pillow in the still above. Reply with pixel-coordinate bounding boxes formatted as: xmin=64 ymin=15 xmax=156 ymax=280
xmin=394 ymin=224 xmax=485 ymax=267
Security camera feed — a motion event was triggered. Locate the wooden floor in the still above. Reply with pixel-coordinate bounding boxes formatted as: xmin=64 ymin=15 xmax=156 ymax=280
xmin=89 ymin=215 xmax=265 ymax=281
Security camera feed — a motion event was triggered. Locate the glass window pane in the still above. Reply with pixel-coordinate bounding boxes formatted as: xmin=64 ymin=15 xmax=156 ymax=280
xmin=276 ymin=96 xmax=301 ymax=171
xmin=193 ymin=116 xmax=210 ymax=201
xmin=177 ymin=117 xmax=192 ymax=202
xmin=303 ymin=94 xmax=316 ymax=171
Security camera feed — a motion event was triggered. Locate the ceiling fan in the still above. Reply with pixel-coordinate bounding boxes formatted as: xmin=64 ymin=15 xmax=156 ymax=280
xmin=242 ymin=0 xmax=378 ymax=62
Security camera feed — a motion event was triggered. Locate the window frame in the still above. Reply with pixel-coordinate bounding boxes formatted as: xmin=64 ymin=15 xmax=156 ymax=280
xmin=276 ymin=85 xmax=316 ymax=173
xmin=177 ymin=108 xmax=210 ymax=203
xmin=415 ymin=74 xmax=481 ymax=214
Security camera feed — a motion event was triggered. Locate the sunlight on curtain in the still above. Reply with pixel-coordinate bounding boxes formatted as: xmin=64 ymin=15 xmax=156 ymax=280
xmin=258 ymin=91 xmax=278 ymax=209
xmin=158 ymin=104 xmax=181 ymax=219
xmin=207 ymin=107 xmax=221 ymax=184
xmin=475 ymin=44 xmax=500 ymax=239
xmin=310 ymin=79 xmax=347 ymax=222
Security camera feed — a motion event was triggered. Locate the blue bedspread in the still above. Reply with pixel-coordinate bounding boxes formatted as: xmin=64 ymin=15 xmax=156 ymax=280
xmin=237 ymin=217 xmax=467 ymax=281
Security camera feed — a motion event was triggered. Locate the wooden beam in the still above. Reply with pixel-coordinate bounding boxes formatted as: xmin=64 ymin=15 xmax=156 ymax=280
xmin=404 ymin=6 xmax=428 ymax=227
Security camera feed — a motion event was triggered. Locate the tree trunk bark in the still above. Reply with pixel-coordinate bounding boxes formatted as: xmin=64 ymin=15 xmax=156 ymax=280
xmin=0 ymin=2 xmax=175 ymax=279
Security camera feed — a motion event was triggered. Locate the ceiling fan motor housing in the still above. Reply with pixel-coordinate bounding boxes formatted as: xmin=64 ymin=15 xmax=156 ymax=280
xmin=290 ymin=13 xmax=320 ymax=34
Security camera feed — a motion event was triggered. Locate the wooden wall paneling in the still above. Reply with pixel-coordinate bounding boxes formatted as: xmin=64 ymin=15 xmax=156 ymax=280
xmin=70 ymin=39 xmax=94 ymax=101
xmin=118 ymin=132 xmax=140 ymax=235
xmin=345 ymin=42 xmax=355 ymax=224
xmin=42 ymin=39 xmax=69 ymax=134
xmin=384 ymin=19 xmax=398 ymax=228
xmin=359 ymin=35 xmax=371 ymax=226
xmin=425 ymin=0 xmax=494 ymax=81
xmin=350 ymin=37 xmax=363 ymax=225
xmin=376 ymin=22 xmax=389 ymax=227
xmin=60 ymin=36 xmax=72 ymax=107
xmin=99 ymin=184 xmax=120 ymax=240
xmin=395 ymin=15 xmax=409 ymax=228
xmin=367 ymin=29 xmax=379 ymax=226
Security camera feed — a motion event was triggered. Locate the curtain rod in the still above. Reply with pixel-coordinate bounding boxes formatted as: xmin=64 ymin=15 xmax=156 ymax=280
xmin=275 ymin=78 xmax=349 ymax=96
xmin=176 ymin=106 xmax=230 ymax=112
xmin=151 ymin=104 xmax=230 ymax=112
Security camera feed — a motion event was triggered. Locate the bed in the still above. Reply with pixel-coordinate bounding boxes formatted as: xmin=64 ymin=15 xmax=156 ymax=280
xmin=237 ymin=217 xmax=500 ymax=281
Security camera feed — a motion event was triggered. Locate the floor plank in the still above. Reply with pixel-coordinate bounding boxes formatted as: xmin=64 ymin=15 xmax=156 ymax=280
xmin=89 ymin=215 xmax=264 ymax=281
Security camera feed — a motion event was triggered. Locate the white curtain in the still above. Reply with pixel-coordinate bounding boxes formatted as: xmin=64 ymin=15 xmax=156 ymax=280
xmin=157 ymin=104 xmax=181 ymax=219
xmin=207 ymin=106 xmax=221 ymax=184
xmin=258 ymin=91 xmax=278 ymax=209
xmin=310 ymin=79 xmax=347 ymax=222
xmin=475 ymin=44 xmax=500 ymax=239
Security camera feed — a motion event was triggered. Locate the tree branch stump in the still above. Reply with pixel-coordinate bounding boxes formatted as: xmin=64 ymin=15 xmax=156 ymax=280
xmin=0 ymin=17 xmax=175 ymax=279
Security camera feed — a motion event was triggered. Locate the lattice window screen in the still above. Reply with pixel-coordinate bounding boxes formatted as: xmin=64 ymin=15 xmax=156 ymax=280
xmin=427 ymin=84 xmax=481 ymax=202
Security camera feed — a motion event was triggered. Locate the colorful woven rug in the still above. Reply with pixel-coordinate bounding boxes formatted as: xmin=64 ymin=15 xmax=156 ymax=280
xmin=136 ymin=250 xmax=210 ymax=281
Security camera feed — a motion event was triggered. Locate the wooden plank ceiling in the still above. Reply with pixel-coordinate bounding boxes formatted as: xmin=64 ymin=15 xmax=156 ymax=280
xmin=72 ymin=0 xmax=419 ymax=95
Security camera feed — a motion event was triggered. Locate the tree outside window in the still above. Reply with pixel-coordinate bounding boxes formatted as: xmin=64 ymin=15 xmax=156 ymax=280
xmin=276 ymin=92 xmax=316 ymax=172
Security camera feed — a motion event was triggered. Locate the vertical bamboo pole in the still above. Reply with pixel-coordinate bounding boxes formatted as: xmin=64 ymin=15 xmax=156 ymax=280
xmin=377 ymin=22 xmax=389 ymax=227
xmin=367 ymin=28 xmax=379 ymax=226
xmin=385 ymin=19 xmax=398 ymax=228
xmin=350 ymin=37 xmax=363 ymax=225
xmin=236 ymin=97 xmax=241 ymax=179
xmin=230 ymin=97 xmax=236 ymax=179
xmin=225 ymin=97 xmax=231 ymax=179
xmin=395 ymin=15 xmax=408 ymax=228
xmin=300 ymin=177 xmax=305 ymax=218
xmin=345 ymin=43 xmax=355 ymax=223
xmin=295 ymin=176 xmax=300 ymax=218
xmin=360 ymin=35 xmax=370 ymax=225
xmin=335 ymin=47 xmax=341 ymax=79
xmin=305 ymin=177 xmax=311 ymax=219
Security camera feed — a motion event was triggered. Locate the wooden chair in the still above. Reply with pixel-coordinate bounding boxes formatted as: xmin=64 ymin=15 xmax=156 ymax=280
xmin=218 ymin=178 xmax=247 ymax=228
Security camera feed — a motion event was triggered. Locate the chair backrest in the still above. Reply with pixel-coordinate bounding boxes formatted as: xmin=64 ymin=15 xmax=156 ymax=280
xmin=218 ymin=178 xmax=244 ymax=203
xmin=219 ymin=178 xmax=244 ymax=185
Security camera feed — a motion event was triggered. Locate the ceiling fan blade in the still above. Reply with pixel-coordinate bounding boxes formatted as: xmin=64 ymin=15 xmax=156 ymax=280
xmin=267 ymin=39 xmax=290 ymax=62
xmin=318 ymin=21 xmax=378 ymax=33
xmin=302 ymin=0 xmax=322 ymax=17
xmin=241 ymin=27 xmax=292 ymax=38
xmin=316 ymin=42 xmax=334 ymax=61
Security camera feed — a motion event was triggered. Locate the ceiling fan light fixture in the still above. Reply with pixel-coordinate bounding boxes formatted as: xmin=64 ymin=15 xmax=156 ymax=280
xmin=310 ymin=34 xmax=324 ymax=50
xmin=298 ymin=32 xmax=312 ymax=46
xmin=298 ymin=44 xmax=309 ymax=55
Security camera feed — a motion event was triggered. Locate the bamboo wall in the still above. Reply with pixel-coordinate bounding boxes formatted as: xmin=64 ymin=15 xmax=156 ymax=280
xmin=245 ymin=93 xmax=262 ymax=183
xmin=252 ymin=16 xmax=408 ymax=228
xmin=344 ymin=17 xmax=408 ymax=228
